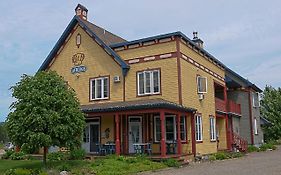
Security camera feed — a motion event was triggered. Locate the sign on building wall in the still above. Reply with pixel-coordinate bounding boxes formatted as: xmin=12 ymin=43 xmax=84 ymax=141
xmin=71 ymin=53 xmax=87 ymax=74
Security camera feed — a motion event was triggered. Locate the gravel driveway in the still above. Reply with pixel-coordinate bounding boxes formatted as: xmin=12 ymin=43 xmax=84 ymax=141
xmin=142 ymin=147 xmax=281 ymax=175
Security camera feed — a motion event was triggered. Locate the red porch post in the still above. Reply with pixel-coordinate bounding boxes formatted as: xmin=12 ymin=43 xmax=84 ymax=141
xmin=224 ymin=86 xmax=231 ymax=151
xmin=176 ymin=113 xmax=182 ymax=155
xmin=190 ymin=112 xmax=196 ymax=156
xmin=115 ymin=113 xmax=121 ymax=155
xmin=160 ymin=110 xmax=166 ymax=158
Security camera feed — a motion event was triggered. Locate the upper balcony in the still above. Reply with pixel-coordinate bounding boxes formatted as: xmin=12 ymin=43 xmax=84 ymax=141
xmin=228 ymin=100 xmax=241 ymax=115
xmin=214 ymin=81 xmax=241 ymax=115
xmin=215 ymin=97 xmax=241 ymax=115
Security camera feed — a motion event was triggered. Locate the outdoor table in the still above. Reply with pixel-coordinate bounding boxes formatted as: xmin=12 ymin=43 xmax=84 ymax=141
xmin=133 ymin=143 xmax=151 ymax=154
xmin=104 ymin=142 xmax=115 ymax=154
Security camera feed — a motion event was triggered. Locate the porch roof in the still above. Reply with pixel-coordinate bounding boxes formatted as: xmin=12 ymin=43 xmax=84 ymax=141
xmin=81 ymin=98 xmax=196 ymax=113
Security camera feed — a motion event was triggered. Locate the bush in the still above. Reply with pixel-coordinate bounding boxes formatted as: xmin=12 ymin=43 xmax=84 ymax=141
xmin=10 ymin=151 xmax=26 ymax=160
xmin=259 ymin=143 xmax=276 ymax=151
xmin=163 ymin=158 xmax=180 ymax=167
xmin=247 ymin=145 xmax=259 ymax=153
xmin=208 ymin=155 xmax=216 ymax=161
xmin=57 ymin=163 xmax=71 ymax=172
xmin=228 ymin=152 xmax=243 ymax=158
xmin=4 ymin=169 xmax=47 ymax=175
xmin=69 ymin=148 xmax=85 ymax=160
xmin=2 ymin=150 xmax=15 ymax=159
xmin=47 ymin=152 xmax=69 ymax=161
xmin=213 ymin=152 xmax=228 ymax=160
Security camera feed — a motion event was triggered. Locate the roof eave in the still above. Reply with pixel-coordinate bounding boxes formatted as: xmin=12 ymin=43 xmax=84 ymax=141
xmin=38 ymin=16 xmax=130 ymax=76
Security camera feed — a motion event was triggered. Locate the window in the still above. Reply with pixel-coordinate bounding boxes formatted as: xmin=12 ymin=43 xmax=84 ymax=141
xmin=197 ymin=76 xmax=207 ymax=93
xmin=154 ymin=115 xmax=186 ymax=142
xmin=90 ymin=77 xmax=109 ymax=100
xmin=253 ymin=92 xmax=260 ymax=107
xmin=180 ymin=116 xmax=187 ymax=141
xmin=210 ymin=116 xmax=216 ymax=141
xmin=137 ymin=70 xmax=160 ymax=96
xmin=195 ymin=115 xmax=203 ymax=141
xmin=83 ymin=126 xmax=89 ymax=143
xmin=76 ymin=33 xmax=81 ymax=47
xmin=254 ymin=118 xmax=258 ymax=135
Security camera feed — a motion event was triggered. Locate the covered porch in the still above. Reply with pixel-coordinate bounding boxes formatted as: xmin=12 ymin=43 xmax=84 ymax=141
xmin=81 ymin=99 xmax=196 ymax=158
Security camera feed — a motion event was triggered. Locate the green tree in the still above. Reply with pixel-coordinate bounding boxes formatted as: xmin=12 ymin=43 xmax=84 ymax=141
xmin=6 ymin=71 xmax=85 ymax=166
xmin=0 ymin=122 xmax=9 ymax=143
xmin=261 ymin=85 xmax=281 ymax=141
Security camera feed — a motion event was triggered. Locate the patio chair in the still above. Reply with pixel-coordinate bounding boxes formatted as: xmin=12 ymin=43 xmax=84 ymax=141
xmin=97 ymin=143 xmax=107 ymax=156
xmin=145 ymin=143 xmax=152 ymax=155
xmin=106 ymin=141 xmax=115 ymax=154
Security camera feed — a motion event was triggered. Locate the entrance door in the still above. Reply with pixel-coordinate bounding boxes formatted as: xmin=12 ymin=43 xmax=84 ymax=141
xmin=128 ymin=117 xmax=142 ymax=153
xmin=90 ymin=123 xmax=100 ymax=153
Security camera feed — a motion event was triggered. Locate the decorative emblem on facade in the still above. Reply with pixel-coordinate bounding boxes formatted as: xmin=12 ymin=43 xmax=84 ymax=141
xmin=71 ymin=53 xmax=87 ymax=74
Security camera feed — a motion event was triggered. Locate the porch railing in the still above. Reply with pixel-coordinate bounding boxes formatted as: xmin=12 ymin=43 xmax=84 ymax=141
xmin=232 ymin=132 xmax=248 ymax=152
xmin=228 ymin=100 xmax=241 ymax=115
xmin=215 ymin=97 xmax=227 ymax=112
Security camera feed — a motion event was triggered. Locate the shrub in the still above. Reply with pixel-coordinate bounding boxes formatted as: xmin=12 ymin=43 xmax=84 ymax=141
xmin=69 ymin=148 xmax=85 ymax=160
xmin=208 ymin=155 xmax=216 ymax=161
xmin=10 ymin=151 xmax=26 ymax=160
xmin=229 ymin=152 xmax=243 ymax=158
xmin=47 ymin=152 xmax=69 ymax=161
xmin=2 ymin=150 xmax=15 ymax=159
xmin=57 ymin=163 xmax=71 ymax=171
xmin=259 ymin=143 xmax=276 ymax=151
xmin=247 ymin=145 xmax=259 ymax=153
xmin=213 ymin=152 xmax=228 ymax=160
xmin=163 ymin=158 xmax=180 ymax=167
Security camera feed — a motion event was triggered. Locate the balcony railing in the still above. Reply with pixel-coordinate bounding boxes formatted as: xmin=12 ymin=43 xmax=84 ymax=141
xmin=228 ymin=100 xmax=241 ymax=115
xmin=215 ymin=98 xmax=241 ymax=115
xmin=215 ymin=97 xmax=227 ymax=112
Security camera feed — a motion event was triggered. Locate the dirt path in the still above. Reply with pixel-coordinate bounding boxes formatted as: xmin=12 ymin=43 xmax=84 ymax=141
xmin=141 ymin=147 xmax=281 ymax=175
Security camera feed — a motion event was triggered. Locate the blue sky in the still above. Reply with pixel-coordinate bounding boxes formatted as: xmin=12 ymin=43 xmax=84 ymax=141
xmin=1 ymin=0 xmax=281 ymax=122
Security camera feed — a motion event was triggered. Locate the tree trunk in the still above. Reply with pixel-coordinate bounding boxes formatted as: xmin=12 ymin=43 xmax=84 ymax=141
xmin=43 ymin=146 xmax=47 ymax=167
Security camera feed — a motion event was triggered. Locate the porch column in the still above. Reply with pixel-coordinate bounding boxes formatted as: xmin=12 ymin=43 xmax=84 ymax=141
xmin=115 ymin=113 xmax=121 ymax=155
xmin=160 ymin=110 xmax=166 ymax=158
xmin=223 ymin=86 xmax=231 ymax=150
xmin=190 ymin=112 xmax=196 ymax=156
xmin=176 ymin=113 xmax=182 ymax=155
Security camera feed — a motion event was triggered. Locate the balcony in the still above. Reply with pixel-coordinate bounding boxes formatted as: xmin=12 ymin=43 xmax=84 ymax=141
xmin=215 ymin=98 xmax=227 ymax=112
xmin=215 ymin=98 xmax=241 ymax=115
xmin=228 ymin=100 xmax=241 ymax=115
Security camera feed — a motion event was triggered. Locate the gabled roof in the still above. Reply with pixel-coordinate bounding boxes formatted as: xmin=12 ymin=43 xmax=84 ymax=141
xmin=83 ymin=20 xmax=126 ymax=45
xmin=81 ymin=98 xmax=196 ymax=113
xmin=38 ymin=16 xmax=129 ymax=75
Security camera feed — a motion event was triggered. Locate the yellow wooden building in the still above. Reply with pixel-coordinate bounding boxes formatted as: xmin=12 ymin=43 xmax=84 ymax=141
xmin=39 ymin=4 xmax=244 ymax=158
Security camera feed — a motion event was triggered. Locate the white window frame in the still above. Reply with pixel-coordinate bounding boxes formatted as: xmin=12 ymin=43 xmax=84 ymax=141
xmin=90 ymin=77 xmax=109 ymax=100
xmin=253 ymin=92 xmax=261 ymax=107
xmin=195 ymin=115 xmax=203 ymax=141
xmin=254 ymin=118 xmax=258 ymax=135
xmin=180 ymin=116 xmax=187 ymax=141
xmin=137 ymin=69 xmax=160 ymax=96
xmin=197 ymin=76 xmax=207 ymax=94
xmin=154 ymin=115 xmax=186 ymax=142
xmin=210 ymin=116 xmax=216 ymax=141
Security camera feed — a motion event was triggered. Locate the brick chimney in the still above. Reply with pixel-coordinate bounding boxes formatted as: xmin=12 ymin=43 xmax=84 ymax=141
xmin=75 ymin=4 xmax=88 ymax=20
xmin=192 ymin=31 xmax=204 ymax=49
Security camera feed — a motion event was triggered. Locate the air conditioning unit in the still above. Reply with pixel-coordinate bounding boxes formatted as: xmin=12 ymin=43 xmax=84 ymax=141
xmin=198 ymin=93 xmax=204 ymax=100
xmin=113 ymin=76 xmax=121 ymax=83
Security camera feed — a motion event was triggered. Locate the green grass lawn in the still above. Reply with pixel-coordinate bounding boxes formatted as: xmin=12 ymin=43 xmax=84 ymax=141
xmin=0 ymin=155 xmax=168 ymax=175
xmin=0 ymin=160 xmax=91 ymax=175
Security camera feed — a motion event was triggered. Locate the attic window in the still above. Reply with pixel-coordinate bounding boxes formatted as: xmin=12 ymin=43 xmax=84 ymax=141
xmin=76 ymin=33 xmax=81 ymax=48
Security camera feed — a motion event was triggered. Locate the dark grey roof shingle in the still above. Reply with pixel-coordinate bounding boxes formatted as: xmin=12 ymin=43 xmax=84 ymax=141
xmin=81 ymin=98 xmax=196 ymax=113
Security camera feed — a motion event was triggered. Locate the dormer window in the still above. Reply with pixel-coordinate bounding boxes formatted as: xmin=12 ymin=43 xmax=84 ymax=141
xmin=76 ymin=34 xmax=81 ymax=48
